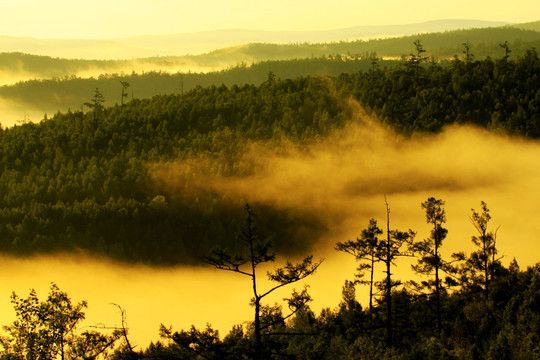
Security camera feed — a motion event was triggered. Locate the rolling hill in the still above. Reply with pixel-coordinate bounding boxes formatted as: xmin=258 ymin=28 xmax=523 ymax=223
xmin=0 ymin=19 xmax=509 ymax=59
xmin=1 ymin=20 xmax=540 ymax=127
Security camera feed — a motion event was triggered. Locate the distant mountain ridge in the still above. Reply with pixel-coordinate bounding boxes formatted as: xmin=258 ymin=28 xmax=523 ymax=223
xmin=0 ymin=19 xmax=510 ymax=59
xmin=508 ymin=19 xmax=540 ymax=32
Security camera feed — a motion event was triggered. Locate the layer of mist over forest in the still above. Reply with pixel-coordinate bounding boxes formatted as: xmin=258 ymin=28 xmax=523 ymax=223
xmin=0 ymin=20 xmax=539 ymax=355
xmin=1 ymin=23 xmax=540 ymax=129
xmin=1 ymin=113 xmax=539 ymax=347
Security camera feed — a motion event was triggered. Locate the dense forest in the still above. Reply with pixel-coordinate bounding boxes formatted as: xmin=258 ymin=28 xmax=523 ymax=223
xmin=0 ymin=41 xmax=539 ymax=358
xmin=0 ymin=57 xmax=400 ymax=111
xmin=2 ymin=24 xmax=540 ymax=77
xmin=2 ymin=24 xmax=540 ymax=117
xmin=1 ymin=44 xmax=540 ymax=264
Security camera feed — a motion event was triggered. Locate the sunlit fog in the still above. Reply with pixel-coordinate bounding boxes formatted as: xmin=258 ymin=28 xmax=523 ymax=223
xmin=1 ymin=109 xmax=539 ymax=347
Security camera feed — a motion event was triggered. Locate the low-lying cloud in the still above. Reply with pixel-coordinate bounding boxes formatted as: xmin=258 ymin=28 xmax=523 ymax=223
xmin=2 ymin=105 xmax=540 ymax=347
xmin=151 ymin=107 xmax=540 ymax=266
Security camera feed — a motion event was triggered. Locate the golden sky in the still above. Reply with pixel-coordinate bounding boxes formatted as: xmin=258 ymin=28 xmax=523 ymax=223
xmin=1 ymin=0 xmax=539 ymax=38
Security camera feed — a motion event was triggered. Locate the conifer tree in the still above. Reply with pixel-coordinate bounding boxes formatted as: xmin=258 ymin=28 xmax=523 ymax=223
xmin=410 ymin=197 xmax=450 ymax=338
xmin=380 ymin=197 xmax=415 ymax=347
xmin=84 ymin=88 xmax=106 ymax=122
xmin=461 ymin=201 xmax=501 ymax=300
xmin=336 ymin=218 xmax=383 ymax=319
xmin=409 ymin=40 xmax=428 ymax=85
xmin=203 ymin=204 xmax=322 ymax=359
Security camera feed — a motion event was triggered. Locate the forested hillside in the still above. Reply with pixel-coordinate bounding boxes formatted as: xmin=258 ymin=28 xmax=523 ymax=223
xmin=0 ymin=21 xmax=540 ymax=357
xmin=2 ymin=24 xmax=539 ymax=80
xmin=2 ymin=24 xmax=540 ymax=118
xmin=0 ymin=76 xmax=345 ymax=264
xmin=0 ymin=46 xmax=539 ymax=264
xmin=0 ymin=57 xmax=399 ymax=112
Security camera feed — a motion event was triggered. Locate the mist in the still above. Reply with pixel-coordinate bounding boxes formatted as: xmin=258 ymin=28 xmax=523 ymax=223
xmin=0 ymin=98 xmax=46 ymax=128
xmin=0 ymin=61 xmax=225 ymax=88
xmin=0 ymin=60 xmax=224 ymax=128
xmin=2 ymin=111 xmax=540 ymax=347
xmin=152 ymin=108 xmax=540 ymax=268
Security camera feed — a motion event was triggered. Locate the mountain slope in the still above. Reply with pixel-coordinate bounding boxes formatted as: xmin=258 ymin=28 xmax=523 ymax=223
xmin=2 ymin=25 xmax=539 ymax=84
xmin=509 ymin=20 xmax=540 ymax=32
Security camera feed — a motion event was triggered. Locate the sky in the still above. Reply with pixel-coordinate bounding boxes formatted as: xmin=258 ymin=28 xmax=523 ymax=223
xmin=1 ymin=0 xmax=540 ymax=39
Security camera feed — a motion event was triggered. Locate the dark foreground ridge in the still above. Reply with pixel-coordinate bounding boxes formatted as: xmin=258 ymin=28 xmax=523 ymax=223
xmin=1 ymin=200 xmax=538 ymax=359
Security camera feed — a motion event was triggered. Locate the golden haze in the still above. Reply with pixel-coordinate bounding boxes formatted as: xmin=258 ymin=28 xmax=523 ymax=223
xmin=1 ymin=110 xmax=540 ymax=347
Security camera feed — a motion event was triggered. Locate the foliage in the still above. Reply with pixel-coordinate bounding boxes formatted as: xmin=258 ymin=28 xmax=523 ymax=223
xmin=126 ymin=260 xmax=540 ymax=359
xmin=410 ymin=198 xmax=455 ymax=338
xmin=0 ymin=76 xmax=339 ymax=264
xmin=203 ymin=204 xmax=322 ymax=359
xmin=336 ymin=218 xmax=382 ymax=316
xmin=2 ymin=46 xmax=540 ymax=265
xmin=0 ymin=199 xmax=538 ymax=359
xmin=0 ymin=283 xmax=121 ymax=360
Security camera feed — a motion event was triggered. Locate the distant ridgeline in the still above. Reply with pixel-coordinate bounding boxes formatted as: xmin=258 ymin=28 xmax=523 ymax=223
xmin=1 ymin=24 xmax=540 ymax=113
xmin=0 ymin=46 xmax=540 ymax=263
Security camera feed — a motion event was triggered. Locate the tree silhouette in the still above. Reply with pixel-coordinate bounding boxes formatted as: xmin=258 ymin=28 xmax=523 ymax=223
xmin=460 ymin=201 xmax=501 ymax=300
xmin=462 ymin=41 xmax=474 ymax=66
xmin=203 ymin=204 xmax=322 ymax=359
xmin=0 ymin=283 xmax=121 ymax=360
xmin=336 ymin=218 xmax=383 ymax=319
xmin=84 ymin=88 xmax=106 ymax=122
xmin=120 ymin=81 xmax=130 ymax=107
xmin=380 ymin=196 xmax=415 ymax=347
xmin=499 ymin=40 xmax=512 ymax=61
xmin=410 ymin=197 xmax=452 ymax=338
xmin=409 ymin=40 xmax=428 ymax=85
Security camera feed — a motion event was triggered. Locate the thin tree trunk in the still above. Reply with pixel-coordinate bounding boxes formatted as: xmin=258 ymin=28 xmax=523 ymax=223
xmin=435 ymin=242 xmax=441 ymax=338
xmin=385 ymin=197 xmax=393 ymax=348
xmin=369 ymin=255 xmax=375 ymax=320
xmin=248 ymin=209 xmax=261 ymax=359
xmin=483 ymin=236 xmax=489 ymax=300
xmin=254 ymin=296 xmax=261 ymax=359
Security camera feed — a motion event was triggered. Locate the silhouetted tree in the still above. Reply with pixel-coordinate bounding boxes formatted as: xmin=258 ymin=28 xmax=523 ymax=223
xmin=0 ymin=283 xmax=121 ymax=360
xmin=380 ymin=196 xmax=415 ymax=347
xmin=499 ymin=41 xmax=512 ymax=62
xmin=462 ymin=41 xmax=474 ymax=66
xmin=203 ymin=204 xmax=322 ymax=359
xmin=460 ymin=201 xmax=501 ymax=300
xmin=120 ymin=81 xmax=130 ymax=107
xmin=336 ymin=218 xmax=382 ymax=319
xmin=410 ymin=197 xmax=449 ymax=338
xmin=84 ymin=87 xmax=106 ymax=122
xmin=409 ymin=40 xmax=428 ymax=84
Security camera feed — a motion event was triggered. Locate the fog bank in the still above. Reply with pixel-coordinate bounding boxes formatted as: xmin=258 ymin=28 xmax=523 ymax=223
xmin=2 ymin=113 xmax=540 ymax=347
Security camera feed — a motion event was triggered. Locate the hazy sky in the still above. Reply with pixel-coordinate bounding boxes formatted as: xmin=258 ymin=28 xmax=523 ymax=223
xmin=1 ymin=0 xmax=539 ymax=39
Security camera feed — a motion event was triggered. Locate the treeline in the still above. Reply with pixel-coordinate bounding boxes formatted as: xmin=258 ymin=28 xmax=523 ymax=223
xmin=0 ymin=56 xmax=398 ymax=111
xmin=129 ymin=200 xmax=539 ymax=360
xmin=1 ymin=200 xmax=538 ymax=359
xmin=2 ymin=25 xmax=540 ymax=113
xmin=2 ymin=44 xmax=540 ymax=139
xmin=1 ymin=46 xmax=540 ymax=263
xmin=0 ymin=76 xmax=344 ymax=264
xmin=0 ymin=52 xmax=131 ymax=79
xmin=2 ymin=24 xmax=540 ymax=80
xmin=340 ymin=45 xmax=540 ymax=137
